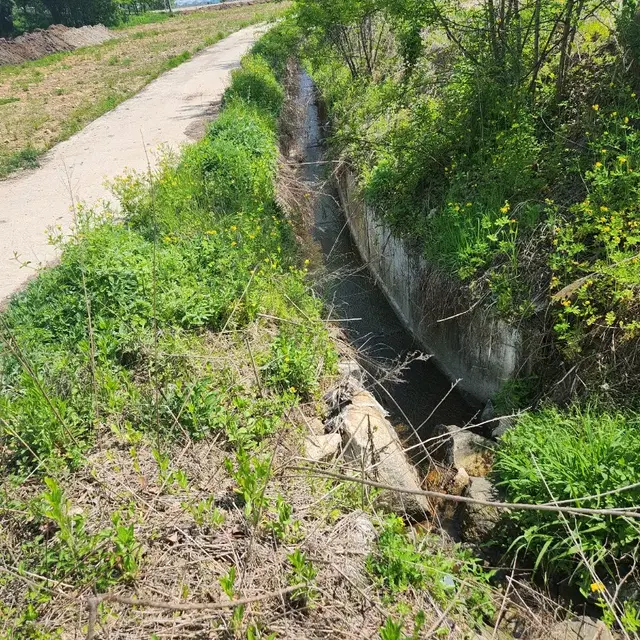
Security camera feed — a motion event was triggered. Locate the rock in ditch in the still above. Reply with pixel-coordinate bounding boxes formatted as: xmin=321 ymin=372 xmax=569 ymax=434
xmin=492 ymin=415 xmax=517 ymax=439
xmin=429 ymin=424 xmax=494 ymax=477
xmin=462 ymin=476 xmax=500 ymax=544
xmin=325 ymin=377 xmax=431 ymax=518
xmin=304 ymin=433 xmax=342 ymax=462
xmin=337 ymin=359 xmax=364 ymax=381
xmin=550 ymin=616 xmax=615 ymax=640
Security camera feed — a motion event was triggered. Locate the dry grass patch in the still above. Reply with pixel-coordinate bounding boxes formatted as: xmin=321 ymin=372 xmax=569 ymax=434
xmin=0 ymin=2 xmax=289 ymax=178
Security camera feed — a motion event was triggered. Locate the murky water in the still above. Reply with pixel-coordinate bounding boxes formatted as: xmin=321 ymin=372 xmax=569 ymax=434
xmin=299 ymin=72 xmax=478 ymax=439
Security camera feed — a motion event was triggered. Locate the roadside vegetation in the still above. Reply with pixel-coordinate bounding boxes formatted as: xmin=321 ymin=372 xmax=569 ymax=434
xmin=290 ymin=0 xmax=640 ymax=631
xmin=0 ymin=2 xmax=288 ymax=178
xmin=0 ymin=23 xmax=511 ymax=640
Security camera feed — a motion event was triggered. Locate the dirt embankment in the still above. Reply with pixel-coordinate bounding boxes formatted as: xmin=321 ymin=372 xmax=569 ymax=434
xmin=0 ymin=24 xmax=113 ymax=66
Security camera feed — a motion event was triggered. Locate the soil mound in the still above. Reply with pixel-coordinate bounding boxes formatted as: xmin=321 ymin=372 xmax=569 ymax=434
xmin=0 ymin=24 xmax=113 ymax=66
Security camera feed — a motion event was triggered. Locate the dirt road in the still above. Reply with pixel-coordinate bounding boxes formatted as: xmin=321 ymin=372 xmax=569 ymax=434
xmin=0 ymin=24 xmax=265 ymax=305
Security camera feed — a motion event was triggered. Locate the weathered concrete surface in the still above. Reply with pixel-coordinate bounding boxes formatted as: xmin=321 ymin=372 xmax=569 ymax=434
xmin=336 ymin=167 xmax=530 ymax=402
xmin=0 ymin=24 xmax=266 ymax=306
xmin=325 ymin=376 xmax=432 ymax=518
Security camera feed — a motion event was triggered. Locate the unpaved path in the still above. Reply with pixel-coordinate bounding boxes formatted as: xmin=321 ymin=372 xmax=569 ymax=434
xmin=0 ymin=24 xmax=265 ymax=305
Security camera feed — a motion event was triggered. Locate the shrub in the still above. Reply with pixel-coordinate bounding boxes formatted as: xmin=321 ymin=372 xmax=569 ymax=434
xmin=493 ymin=406 xmax=640 ymax=588
xmin=251 ymin=19 xmax=300 ymax=78
xmin=223 ymin=54 xmax=285 ymax=117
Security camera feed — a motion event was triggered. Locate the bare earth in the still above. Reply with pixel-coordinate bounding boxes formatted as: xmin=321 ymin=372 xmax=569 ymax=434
xmin=0 ymin=24 xmax=265 ymax=305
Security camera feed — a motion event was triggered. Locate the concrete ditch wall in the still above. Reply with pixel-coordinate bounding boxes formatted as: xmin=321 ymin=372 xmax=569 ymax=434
xmin=336 ymin=167 xmax=525 ymax=402
xmin=0 ymin=24 xmax=113 ymax=67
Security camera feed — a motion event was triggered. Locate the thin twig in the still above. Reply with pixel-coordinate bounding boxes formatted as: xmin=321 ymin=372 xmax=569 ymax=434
xmin=86 ymin=585 xmax=302 ymax=640
xmin=294 ymin=467 xmax=640 ymax=520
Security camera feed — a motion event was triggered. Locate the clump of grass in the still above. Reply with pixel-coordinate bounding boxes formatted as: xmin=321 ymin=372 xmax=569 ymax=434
xmin=223 ymin=54 xmax=286 ymax=117
xmin=0 ymin=147 xmax=39 ymax=177
xmin=366 ymin=516 xmax=496 ymax=629
xmin=493 ymin=406 xmax=640 ymax=589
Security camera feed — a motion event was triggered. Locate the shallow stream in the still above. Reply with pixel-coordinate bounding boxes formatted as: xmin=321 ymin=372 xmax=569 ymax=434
xmin=298 ymin=72 xmax=478 ymax=438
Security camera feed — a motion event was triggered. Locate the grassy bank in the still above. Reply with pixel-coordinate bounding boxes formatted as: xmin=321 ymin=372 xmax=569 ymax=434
xmin=0 ymin=1 xmax=289 ymax=178
xmin=0 ymin=25 xmax=509 ymax=640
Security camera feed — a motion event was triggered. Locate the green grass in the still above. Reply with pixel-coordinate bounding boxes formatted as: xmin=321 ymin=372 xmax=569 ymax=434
xmin=0 ymin=147 xmax=39 ymax=177
xmin=0 ymin=47 xmax=333 ymax=472
xmin=0 ymin=97 xmax=19 ymax=106
xmin=493 ymin=406 xmax=640 ymax=589
xmin=366 ymin=516 xmax=496 ymax=630
xmin=114 ymin=11 xmax=174 ymax=30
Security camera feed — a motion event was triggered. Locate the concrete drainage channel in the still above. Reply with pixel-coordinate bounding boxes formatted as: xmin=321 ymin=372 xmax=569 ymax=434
xmin=291 ymin=68 xmax=504 ymax=541
xmin=289 ymin=70 xmax=619 ymax=639
xmin=283 ymin=69 xmax=618 ymax=640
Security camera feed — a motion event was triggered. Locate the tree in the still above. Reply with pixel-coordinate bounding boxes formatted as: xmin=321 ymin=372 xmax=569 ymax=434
xmin=0 ymin=0 xmax=14 ymax=36
xmin=40 ymin=0 xmax=119 ymax=26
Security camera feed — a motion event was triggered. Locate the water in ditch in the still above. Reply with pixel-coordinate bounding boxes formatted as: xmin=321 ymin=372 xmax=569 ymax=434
xmin=298 ymin=72 xmax=478 ymax=440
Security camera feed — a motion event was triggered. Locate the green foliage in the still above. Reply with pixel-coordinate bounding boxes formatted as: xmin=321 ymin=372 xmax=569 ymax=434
xmin=0 ymin=146 xmax=39 ymax=177
xmin=262 ymin=321 xmax=337 ymax=399
xmin=223 ymin=54 xmax=285 ymax=118
xmin=226 ymin=449 xmax=272 ymax=526
xmin=251 ymin=19 xmax=300 ymax=78
xmin=181 ymin=496 xmax=226 ymax=529
xmin=300 ymin=0 xmax=640 ymax=397
xmin=266 ymin=494 xmax=302 ymax=542
xmin=493 ymin=406 xmax=640 ymax=588
xmin=0 ymin=40 xmax=335 ymax=477
xmin=0 ymin=0 xmax=13 ymax=36
xmin=21 ymin=477 xmax=142 ymax=590
xmin=379 ymin=612 xmax=425 ymax=640
xmin=286 ymin=549 xmax=318 ymax=606
xmin=366 ymin=516 xmax=495 ymax=627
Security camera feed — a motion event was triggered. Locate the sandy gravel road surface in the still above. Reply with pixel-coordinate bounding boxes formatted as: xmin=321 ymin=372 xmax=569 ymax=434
xmin=0 ymin=23 xmax=265 ymax=305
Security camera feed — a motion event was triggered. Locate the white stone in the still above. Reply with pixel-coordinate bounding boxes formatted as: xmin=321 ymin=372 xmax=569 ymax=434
xmin=305 ymin=433 xmax=342 ymax=462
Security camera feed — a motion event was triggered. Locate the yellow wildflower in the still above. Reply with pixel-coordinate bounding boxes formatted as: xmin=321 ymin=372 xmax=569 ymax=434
xmin=595 ymin=162 xmax=602 ymax=168
xmin=590 ymin=582 xmax=605 ymax=593
xmin=500 ymin=202 xmax=510 ymax=214
xmin=600 ymin=206 xmax=609 ymax=212
xmin=592 ymin=104 xmax=599 ymax=111
xmin=289 ymin=386 xmax=297 ymax=393
xmin=230 ymin=225 xmax=237 ymax=231
xmin=205 ymin=230 xmax=217 ymax=235
xmin=231 ymin=241 xmax=237 ymax=247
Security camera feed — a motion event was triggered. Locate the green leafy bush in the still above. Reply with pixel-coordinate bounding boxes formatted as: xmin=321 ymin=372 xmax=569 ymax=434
xmin=493 ymin=406 xmax=640 ymax=588
xmin=251 ymin=19 xmax=301 ymax=78
xmin=262 ymin=322 xmax=338 ymax=399
xmin=223 ymin=54 xmax=285 ymax=118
